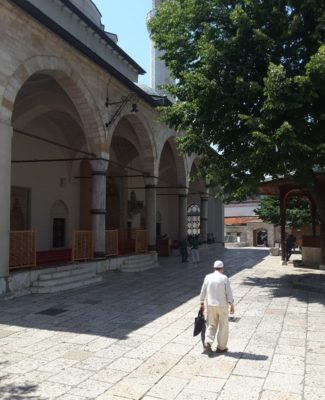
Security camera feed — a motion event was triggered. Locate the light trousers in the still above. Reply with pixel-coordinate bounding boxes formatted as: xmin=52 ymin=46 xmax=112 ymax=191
xmin=191 ymin=249 xmax=200 ymax=263
xmin=205 ymin=305 xmax=229 ymax=350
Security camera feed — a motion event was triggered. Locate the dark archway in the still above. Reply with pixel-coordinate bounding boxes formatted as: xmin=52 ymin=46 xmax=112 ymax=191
xmin=11 ymin=73 xmax=90 ymax=260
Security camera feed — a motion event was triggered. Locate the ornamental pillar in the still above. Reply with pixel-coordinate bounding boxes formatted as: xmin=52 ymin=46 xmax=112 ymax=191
xmin=90 ymin=155 xmax=109 ymax=259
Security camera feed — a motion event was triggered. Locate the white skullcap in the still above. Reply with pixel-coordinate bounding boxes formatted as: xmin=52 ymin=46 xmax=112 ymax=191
xmin=213 ymin=260 xmax=224 ymax=269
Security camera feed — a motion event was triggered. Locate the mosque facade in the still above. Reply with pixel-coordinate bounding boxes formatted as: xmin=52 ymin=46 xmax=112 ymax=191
xmin=0 ymin=0 xmax=224 ymax=294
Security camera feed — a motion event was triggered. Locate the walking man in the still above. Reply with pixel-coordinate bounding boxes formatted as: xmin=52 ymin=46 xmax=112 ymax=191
xmin=199 ymin=260 xmax=234 ymax=354
xmin=179 ymin=239 xmax=188 ymax=262
xmin=189 ymin=235 xmax=200 ymax=264
xmin=285 ymin=233 xmax=295 ymax=262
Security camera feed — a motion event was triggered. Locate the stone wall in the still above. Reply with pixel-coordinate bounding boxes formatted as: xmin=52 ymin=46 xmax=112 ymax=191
xmin=0 ymin=1 xmax=224 ymax=291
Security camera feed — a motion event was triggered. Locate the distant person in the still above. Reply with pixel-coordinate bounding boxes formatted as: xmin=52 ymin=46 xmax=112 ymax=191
xmin=207 ymin=233 xmax=212 ymax=244
xmin=285 ymin=233 xmax=295 ymax=261
xmin=207 ymin=232 xmax=215 ymax=244
xmin=179 ymin=239 xmax=188 ymax=263
xmin=199 ymin=260 xmax=234 ymax=354
xmin=189 ymin=234 xmax=200 ymax=264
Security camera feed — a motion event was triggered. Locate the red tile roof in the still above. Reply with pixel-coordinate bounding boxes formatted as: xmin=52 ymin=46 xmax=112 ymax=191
xmin=224 ymin=216 xmax=261 ymax=225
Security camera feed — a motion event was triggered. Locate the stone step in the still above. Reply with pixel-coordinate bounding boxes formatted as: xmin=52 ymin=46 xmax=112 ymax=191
xmin=225 ymin=242 xmax=249 ymax=247
xmin=120 ymin=259 xmax=159 ymax=272
xmin=122 ymin=255 xmax=155 ymax=266
xmin=39 ymin=263 xmax=82 ymax=273
xmin=30 ymin=276 xmax=103 ymax=294
xmin=122 ymin=253 xmax=152 ymax=262
xmin=39 ymin=264 xmax=96 ymax=280
xmin=32 ymin=271 xmax=96 ymax=288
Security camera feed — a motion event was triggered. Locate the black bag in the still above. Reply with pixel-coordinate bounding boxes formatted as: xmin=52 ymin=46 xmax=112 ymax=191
xmin=200 ymin=320 xmax=206 ymax=345
xmin=193 ymin=310 xmax=206 ymax=337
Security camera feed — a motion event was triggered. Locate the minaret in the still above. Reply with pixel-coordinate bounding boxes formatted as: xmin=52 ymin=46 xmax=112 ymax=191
xmin=149 ymin=0 xmax=173 ymax=92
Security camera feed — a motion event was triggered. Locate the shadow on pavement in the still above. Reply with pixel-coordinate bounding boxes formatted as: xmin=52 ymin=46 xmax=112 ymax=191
xmin=225 ymin=351 xmax=268 ymax=360
xmin=0 ymin=361 xmax=40 ymax=400
xmin=242 ymin=273 xmax=325 ymax=299
xmin=0 ymin=382 xmax=40 ymax=400
xmin=0 ymin=248 xmax=270 ymax=341
xmin=206 ymin=351 xmax=268 ymax=360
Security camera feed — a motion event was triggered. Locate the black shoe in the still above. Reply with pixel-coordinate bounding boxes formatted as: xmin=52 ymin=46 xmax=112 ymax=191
xmin=204 ymin=343 xmax=212 ymax=354
xmin=216 ymin=347 xmax=228 ymax=353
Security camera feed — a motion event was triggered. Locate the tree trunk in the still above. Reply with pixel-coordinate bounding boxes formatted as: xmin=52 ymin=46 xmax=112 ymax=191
xmin=310 ymin=181 xmax=325 ymax=225
xmin=310 ymin=179 xmax=325 ymax=267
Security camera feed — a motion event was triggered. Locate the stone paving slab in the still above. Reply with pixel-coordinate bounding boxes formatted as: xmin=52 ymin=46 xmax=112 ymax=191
xmin=0 ymin=247 xmax=325 ymax=399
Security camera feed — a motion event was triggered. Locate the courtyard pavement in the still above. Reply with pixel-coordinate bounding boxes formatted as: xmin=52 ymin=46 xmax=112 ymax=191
xmin=0 ymin=246 xmax=324 ymax=400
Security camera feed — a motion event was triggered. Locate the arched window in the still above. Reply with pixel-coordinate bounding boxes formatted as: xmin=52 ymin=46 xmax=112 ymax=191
xmin=187 ymin=204 xmax=200 ymax=236
xmin=256 ymin=229 xmax=268 ymax=246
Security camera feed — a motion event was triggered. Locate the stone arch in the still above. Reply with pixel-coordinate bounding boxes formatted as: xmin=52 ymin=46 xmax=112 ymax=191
xmin=108 ymin=111 xmax=157 ymax=175
xmin=187 ymin=157 xmax=197 ymax=179
xmin=282 ymin=189 xmax=316 ymax=241
xmin=51 ymin=200 xmax=69 ymax=218
xmin=158 ymin=136 xmax=187 ymax=187
xmin=253 ymin=228 xmax=268 ymax=247
xmin=284 ymin=189 xmax=315 ymax=209
xmin=188 ymin=157 xmax=206 ymax=193
xmin=1 ymin=55 xmax=106 ymax=152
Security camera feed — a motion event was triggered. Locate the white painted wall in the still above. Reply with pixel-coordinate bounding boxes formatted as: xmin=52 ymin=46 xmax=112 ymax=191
xmin=224 ymin=200 xmax=260 ymax=217
xmin=11 ymin=123 xmax=80 ymax=251
xmin=128 ymin=175 xmax=145 ymax=228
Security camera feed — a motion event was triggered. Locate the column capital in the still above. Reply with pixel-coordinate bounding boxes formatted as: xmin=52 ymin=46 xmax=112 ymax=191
xmin=200 ymin=194 xmax=209 ymax=201
xmin=90 ymin=156 xmax=109 ymax=173
xmin=144 ymin=176 xmax=158 ymax=188
xmin=177 ymin=186 xmax=189 ymax=196
xmin=201 ymin=186 xmax=210 ymax=194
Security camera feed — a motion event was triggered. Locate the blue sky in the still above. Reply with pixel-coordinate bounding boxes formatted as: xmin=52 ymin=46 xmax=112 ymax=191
xmin=92 ymin=0 xmax=152 ymax=85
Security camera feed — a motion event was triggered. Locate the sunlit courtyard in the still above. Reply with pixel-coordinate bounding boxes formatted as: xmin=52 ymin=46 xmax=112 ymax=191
xmin=0 ymin=246 xmax=324 ymax=399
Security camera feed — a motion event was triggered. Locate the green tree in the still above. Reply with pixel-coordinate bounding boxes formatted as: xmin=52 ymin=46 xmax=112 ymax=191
xmin=149 ymin=0 xmax=325 ymax=224
xmin=254 ymin=196 xmax=311 ymax=229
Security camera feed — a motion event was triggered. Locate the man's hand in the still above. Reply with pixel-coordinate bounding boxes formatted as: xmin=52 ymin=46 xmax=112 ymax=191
xmin=229 ymin=304 xmax=235 ymax=315
xmin=199 ymin=303 xmax=205 ymax=312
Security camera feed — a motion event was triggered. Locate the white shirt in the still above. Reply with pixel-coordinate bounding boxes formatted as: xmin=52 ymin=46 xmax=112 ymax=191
xmin=199 ymin=270 xmax=234 ymax=307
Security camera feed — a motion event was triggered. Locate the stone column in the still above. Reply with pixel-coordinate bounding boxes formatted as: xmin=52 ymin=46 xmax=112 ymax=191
xmin=145 ymin=178 xmax=157 ymax=251
xmin=178 ymin=187 xmax=188 ymax=242
xmin=0 ymin=121 xmax=13 ymax=287
xmin=200 ymin=191 xmax=209 ymax=243
xmin=90 ymin=156 xmax=109 ymax=259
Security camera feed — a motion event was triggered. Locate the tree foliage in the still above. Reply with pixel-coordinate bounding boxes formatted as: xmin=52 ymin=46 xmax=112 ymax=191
xmin=149 ymin=0 xmax=325 ymax=221
xmin=254 ymin=196 xmax=311 ymax=228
